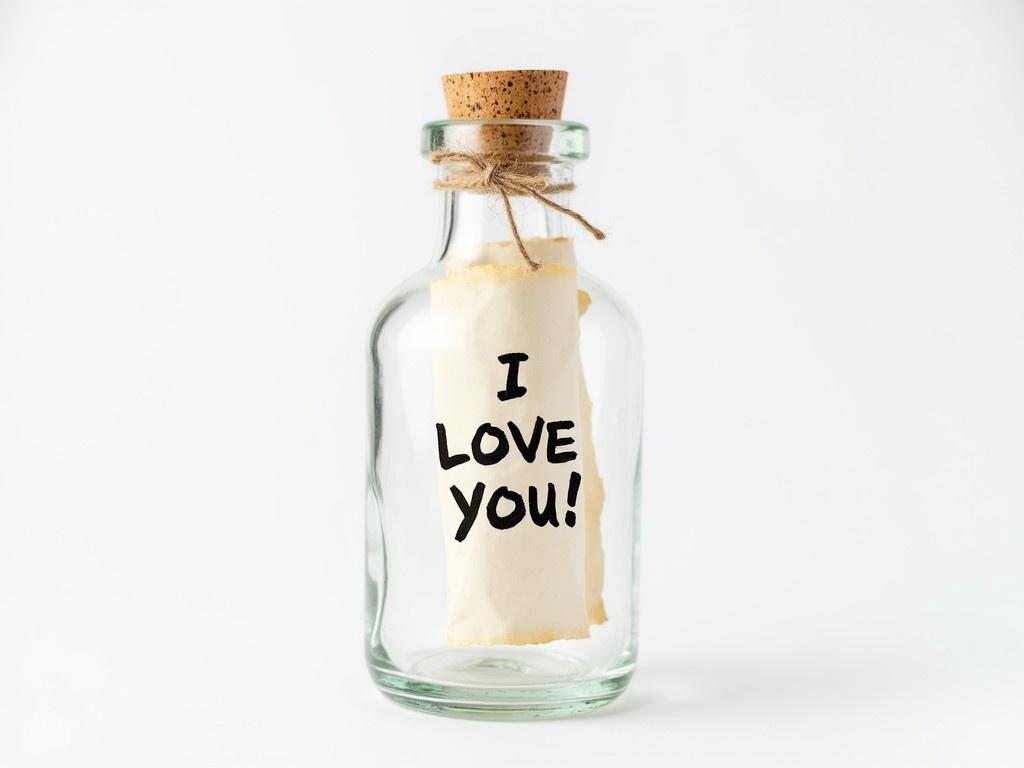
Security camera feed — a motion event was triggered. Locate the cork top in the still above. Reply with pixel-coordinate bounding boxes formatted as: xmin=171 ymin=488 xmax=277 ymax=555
xmin=442 ymin=70 xmax=567 ymax=120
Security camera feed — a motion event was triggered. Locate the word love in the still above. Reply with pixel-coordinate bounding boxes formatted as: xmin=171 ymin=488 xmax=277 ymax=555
xmin=435 ymin=417 xmax=577 ymax=469
xmin=435 ymin=352 xmax=582 ymax=542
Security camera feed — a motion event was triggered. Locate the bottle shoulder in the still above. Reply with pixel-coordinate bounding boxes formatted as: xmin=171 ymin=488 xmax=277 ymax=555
xmin=366 ymin=264 xmax=438 ymax=351
xmin=577 ymin=268 xmax=642 ymax=346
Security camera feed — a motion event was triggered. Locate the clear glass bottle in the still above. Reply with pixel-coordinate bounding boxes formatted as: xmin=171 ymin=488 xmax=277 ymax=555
xmin=365 ymin=115 xmax=642 ymax=719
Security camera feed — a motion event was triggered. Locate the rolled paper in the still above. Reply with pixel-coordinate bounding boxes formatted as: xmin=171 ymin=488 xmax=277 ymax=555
xmin=578 ymin=287 xmax=607 ymax=625
xmin=430 ymin=237 xmax=605 ymax=646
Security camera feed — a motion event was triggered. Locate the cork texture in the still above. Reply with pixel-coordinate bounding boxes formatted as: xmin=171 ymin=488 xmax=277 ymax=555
xmin=442 ymin=70 xmax=567 ymax=120
xmin=441 ymin=70 xmax=566 ymax=154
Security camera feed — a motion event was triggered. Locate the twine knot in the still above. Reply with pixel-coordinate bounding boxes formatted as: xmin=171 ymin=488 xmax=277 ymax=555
xmin=431 ymin=150 xmax=606 ymax=270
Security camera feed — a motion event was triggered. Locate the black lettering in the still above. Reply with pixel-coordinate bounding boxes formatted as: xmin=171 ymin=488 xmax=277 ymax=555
xmin=528 ymin=483 xmax=559 ymax=527
xmin=496 ymin=353 xmax=529 ymax=401
xmin=486 ymin=486 xmax=526 ymax=530
xmin=508 ymin=416 xmax=544 ymax=463
xmin=546 ymin=420 xmax=578 ymax=464
xmin=436 ymin=423 xmax=470 ymax=470
xmin=471 ymin=423 xmax=509 ymax=465
xmin=450 ymin=482 xmax=486 ymax=542
xmin=565 ymin=471 xmax=581 ymax=527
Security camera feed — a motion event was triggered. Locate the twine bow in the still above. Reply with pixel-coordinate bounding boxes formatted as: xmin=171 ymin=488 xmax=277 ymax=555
xmin=431 ymin=150 xmax=605 ymax=270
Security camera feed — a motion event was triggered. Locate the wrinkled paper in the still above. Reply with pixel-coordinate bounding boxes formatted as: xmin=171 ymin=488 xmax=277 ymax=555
xmin=431 ymin=237 xmax=605 ymax=646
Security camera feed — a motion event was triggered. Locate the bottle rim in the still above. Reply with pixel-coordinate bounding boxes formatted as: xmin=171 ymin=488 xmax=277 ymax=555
xmin=421 ymin=120 xmax=590 ymax=162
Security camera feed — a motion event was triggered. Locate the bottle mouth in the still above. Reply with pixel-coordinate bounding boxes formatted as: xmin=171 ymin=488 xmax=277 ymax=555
xmin=422 ymin=120 xmax=589 ymax=162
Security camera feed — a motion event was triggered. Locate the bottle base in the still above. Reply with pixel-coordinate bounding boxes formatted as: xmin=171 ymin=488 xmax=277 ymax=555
xmin=369 ymin=649 xmax=633 ymax=720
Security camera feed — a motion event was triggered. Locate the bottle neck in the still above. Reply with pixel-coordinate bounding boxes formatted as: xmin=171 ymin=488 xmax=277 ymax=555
xmin=435 ymin=163 xmax=574 ymax=264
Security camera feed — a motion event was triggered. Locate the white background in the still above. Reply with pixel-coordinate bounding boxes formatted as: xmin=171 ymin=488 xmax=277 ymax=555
xmin=1 ymin=0 xmax=1022 ymax=765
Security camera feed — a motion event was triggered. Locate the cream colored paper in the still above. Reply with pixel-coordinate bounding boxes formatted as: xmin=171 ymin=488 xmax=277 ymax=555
xmin=432 ymin=238 xmax=603 ymax=646
xmin=455 ymin=239 xmax=607 ymax=626
xmin=577 ymin=288 xmax=607 ymax=625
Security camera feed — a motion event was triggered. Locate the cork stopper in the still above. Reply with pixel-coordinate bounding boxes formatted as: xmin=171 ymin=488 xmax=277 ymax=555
xmin=441 ymin=70 xmax=566 ymax=155
xmin=442 ymin=70 xmax=567 ymax=120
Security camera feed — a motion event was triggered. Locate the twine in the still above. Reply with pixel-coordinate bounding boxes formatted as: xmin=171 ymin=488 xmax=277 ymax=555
xmin=430 ymin=150 xmax=605 ymax=270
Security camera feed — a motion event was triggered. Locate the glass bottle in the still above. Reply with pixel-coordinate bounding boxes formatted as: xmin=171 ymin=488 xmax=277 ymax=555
xmin=365 ymin=76 xmax=642 ymax=719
